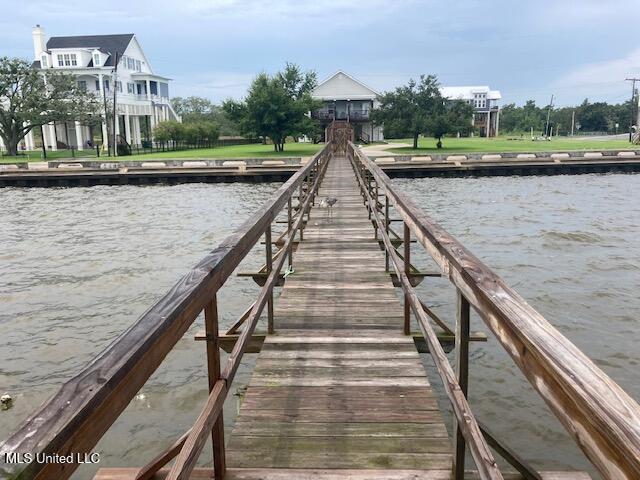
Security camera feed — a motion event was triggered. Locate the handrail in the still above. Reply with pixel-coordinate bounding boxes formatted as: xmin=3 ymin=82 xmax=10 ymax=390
xmin=0 ymin=142 xmax=332 ymax=480
xmin=165 ymin=148 xmax=331 ymax=479
xmin=349 ymin=148 xmax=503 ymax=480
xmin=348 ymin=141 xmax=640 ymax=480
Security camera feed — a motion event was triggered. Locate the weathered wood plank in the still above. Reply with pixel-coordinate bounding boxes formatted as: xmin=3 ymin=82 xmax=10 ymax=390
xmin=94 ymin=468 xmax=592 ymax=480
xmin=227 ymin=155 xmax=450 ymax=473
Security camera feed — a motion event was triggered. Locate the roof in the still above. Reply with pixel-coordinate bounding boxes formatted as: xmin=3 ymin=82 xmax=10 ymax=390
xmin=46 ymin=34 xmax=134 ymax=66
xmin=312 ymin=71 xmax=379 ymax=101
xmin=440 ymin=86 xmax=502 ymax=101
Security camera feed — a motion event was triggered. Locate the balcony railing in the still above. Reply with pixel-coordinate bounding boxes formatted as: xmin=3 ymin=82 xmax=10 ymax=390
xmin=311 ymin=110 xmax=371 ymax=121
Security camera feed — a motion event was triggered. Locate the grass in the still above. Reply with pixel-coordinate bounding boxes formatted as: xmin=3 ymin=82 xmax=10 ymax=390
xmin=0 ymin=143 xmax=324 ymax=164
xmin=386 ymin=136 xmax=636 ymax=154
xmin=3 ymin=136 xmax=637 ymax=164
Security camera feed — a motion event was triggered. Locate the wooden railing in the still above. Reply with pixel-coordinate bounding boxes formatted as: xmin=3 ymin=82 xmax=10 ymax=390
xmin=0 ymin=143 xmax=332 ymax=480
xmin=347 ymin=141 xmax=640 ymax=480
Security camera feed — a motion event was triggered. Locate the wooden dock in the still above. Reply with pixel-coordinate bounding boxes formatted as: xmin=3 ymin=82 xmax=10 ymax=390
xmin=4 ymin=133 xmax=639 ymax=480
xmin=224 ymin=156 xmax=452 ymax=476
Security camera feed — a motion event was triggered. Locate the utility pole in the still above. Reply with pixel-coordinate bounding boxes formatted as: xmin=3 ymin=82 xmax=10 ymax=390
xmin=544 ymin=94 xmax=554 ymax=140
xmin=571 ymin=110 xmax=575 ymax=136
xmin=112 ymin=52 xmax=119 ymax=157
xmin=625 ymin=78 xmax=639 ymax=142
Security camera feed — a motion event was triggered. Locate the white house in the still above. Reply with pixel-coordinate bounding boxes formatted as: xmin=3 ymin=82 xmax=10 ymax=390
xmin=440 ymin=86 xmax=502 ymax=137
xmin=311 ymin=71 xmax=384 ymax=143
xmin=13 ymin=25 xmax=179 ymax=152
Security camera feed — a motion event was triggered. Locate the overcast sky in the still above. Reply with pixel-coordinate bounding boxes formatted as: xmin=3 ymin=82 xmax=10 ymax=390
xmin=1 ymin=0 xmax=639 ymax=107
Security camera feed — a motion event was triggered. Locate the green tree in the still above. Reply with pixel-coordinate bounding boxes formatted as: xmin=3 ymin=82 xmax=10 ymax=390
xmin=171 ymin=95 xmax=238 ymax=135
xmin=153 ymin=120 xmax=184 ymax=146
xmin=0 ymin=56 xmax=100 ymax=155
xmin=372 ymin=75 xmax=473 ymax=148
xmin=223 ymin=63 xmax=320 ymax=151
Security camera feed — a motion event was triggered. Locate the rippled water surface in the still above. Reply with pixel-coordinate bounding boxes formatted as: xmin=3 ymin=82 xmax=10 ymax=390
xmin=1 ymin=173 xmax=639 ymax=479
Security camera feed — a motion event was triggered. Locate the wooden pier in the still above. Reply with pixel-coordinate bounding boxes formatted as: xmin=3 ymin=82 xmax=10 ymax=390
xmin=2 ymin=127 xmax=640 ymax=480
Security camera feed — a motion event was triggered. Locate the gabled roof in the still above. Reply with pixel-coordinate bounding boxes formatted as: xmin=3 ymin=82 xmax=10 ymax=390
xmin=46 ymin=34 xmax=134 ymax=66
xmin=312 ymin=71 xmax=379 ymax=101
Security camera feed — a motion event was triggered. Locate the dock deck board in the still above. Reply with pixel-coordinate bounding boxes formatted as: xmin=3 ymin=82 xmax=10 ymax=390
xmin=226 ymin=156 xmax=452 ymax=473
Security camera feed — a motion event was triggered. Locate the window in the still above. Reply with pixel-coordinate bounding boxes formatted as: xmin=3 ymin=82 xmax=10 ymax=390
xmin=115 ymin=81 xmax=122 ymax=92
xmin=104 ymin=79 xmax=110 ymax=91
xmin=127 ymin=82 xmax=135 ymax=94
xmin=120 ymin=55 xmax=127 ymax=66
xmin=77 ymin=80 xmax=87 ymax=91
xmin=70 ymin=54 xmax=77 ymax=66
xmin=95 ymin=80 xmax=100 ymax=90
xmin=93 ymin=53 xmax=100 ymax=66
xmin=41 ymin=55 xmax=48 ymax=68
xmin=57 ymin=54 xmax=64 ymax=67
xmin=127 ymin=58 xmax=135 ymax=70
xmin=135 ymin=60 xmax=141 ymax=72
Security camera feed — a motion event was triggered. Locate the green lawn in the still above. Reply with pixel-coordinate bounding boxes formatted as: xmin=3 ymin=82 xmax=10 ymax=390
xmin=0 ymin=143 xmax=324 ymax=164
xmin=386 ymin=136 xmax=636 ymax=154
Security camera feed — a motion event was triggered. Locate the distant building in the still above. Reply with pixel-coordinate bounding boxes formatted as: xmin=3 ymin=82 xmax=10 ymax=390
xmin=25 ymin=25 xmax=179 ymax=151
xmin=311 ymin=71 xmax=384 ymax=143
xmin=440 ymin=86 xmax=502 ymax=137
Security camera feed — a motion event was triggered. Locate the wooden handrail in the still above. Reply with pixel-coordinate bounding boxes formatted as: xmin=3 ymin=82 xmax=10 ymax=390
xmin=350 ymin=149 xmax=503 ymax=480
xmin=166 ymin=140 xmax=331 ymax=480
xmin=0 ymin=143 xmax=332 ymax=480
xmin=349 ymin=141 xmax=640 ymax=480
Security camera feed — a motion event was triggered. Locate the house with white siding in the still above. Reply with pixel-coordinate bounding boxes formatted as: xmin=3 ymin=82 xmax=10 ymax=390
xmin=14 ymin=25 xmax=179 ymax=152
xmin=311 ymin=71 xmax=384 ymax=143
xmin=440 ymin=86 xmax=502 ymax=137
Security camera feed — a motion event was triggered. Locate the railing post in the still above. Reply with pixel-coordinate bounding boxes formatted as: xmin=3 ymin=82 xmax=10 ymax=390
xmin=204 ymin=296 xmax=225 ymax=480
xmin=287 ymin=196 xmax=293 ymax=267
xmin=265 ymin=224 xmax=274 ymax=334
xmin=385 ymin=195 xmax=390 ymax=272
xmin=403 ymin=223 xmax=411 ymax=335
xmin=373 ymin=180 xmax=379 ymax=240
xmin=453 ymin=290 xmax=471 ymax=480
xmin=298 ymin=182 xmax=304 ymax=241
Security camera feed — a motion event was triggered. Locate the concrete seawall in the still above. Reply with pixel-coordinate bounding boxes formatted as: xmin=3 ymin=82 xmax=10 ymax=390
xmin=1 ymin=150 xmax=639 ymax=187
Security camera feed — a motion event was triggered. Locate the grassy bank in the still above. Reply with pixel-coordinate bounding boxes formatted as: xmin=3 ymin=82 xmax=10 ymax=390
xmin=0 ymin=143 xmax=324 ymax=164
xmin=386 ymin=136 xmax=636 ymax=154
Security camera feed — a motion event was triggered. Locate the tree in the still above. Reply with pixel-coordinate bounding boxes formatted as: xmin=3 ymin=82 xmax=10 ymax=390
xmin=0 ymin=56 xmax=99 ymax=155
xmin=223 ymin=63 xmax=321 ymax=151
xmin=429 ymin=99 xmax=474 ymax=148
xmin=372 ymin=75 xmax=473 ymax=148
xmin=171 ymin=95 xmax=238 ymax=135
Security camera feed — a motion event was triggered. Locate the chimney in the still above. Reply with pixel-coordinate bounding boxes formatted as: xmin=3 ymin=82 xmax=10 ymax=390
xmin=32 ymin=25 xmax=46 ymax=61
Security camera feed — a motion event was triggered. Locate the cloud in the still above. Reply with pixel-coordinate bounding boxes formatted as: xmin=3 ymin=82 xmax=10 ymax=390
xmin=170 ymin=71 xmax=255 ymax=102
xmin=552 ymin=48 xmax=640 ymax=102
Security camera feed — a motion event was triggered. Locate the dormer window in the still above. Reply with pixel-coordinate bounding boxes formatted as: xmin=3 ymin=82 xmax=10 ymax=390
xmin=41 ymin=54 xmax=48 ymax=68
xmin=93 ymin=52 xmax=101 ymax=67
xmin=57 ymin=53 xmax=77 ymax=67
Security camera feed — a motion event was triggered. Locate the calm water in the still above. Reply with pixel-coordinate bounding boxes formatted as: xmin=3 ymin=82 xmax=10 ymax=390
xmin=1 ymin=173 xmax=639 ymax=478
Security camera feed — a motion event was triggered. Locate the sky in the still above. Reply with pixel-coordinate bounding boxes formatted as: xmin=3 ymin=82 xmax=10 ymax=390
xmin=1 ymin=0 xmax=639 ymax=107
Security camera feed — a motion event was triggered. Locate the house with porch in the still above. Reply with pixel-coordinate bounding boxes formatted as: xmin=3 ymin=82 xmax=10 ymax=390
xmin=440 ymin=86 xmax=502 ymax=137
xmin=311 ymin=71 xmax=384 ymax=143
xmin=21 ymin=25 xmax=179 ymax=152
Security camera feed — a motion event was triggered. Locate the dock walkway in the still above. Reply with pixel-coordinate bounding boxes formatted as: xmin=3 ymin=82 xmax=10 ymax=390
xmin=225 ymin=156 xmax=451 ymax=477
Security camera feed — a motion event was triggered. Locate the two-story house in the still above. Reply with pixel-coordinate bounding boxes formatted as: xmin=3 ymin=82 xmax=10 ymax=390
xmin=27 ymin=25 xmax=179 ymax=151
xmin=311 ymin=71 xmax=384 ymax=143
xmin=440 ymin=86 xmax=502 ymax=137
